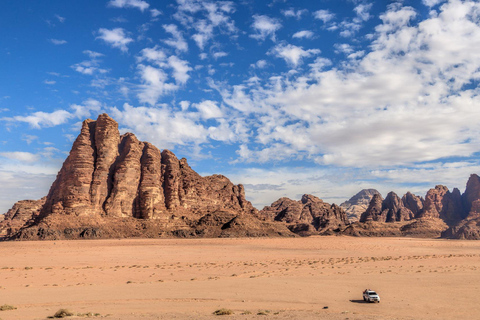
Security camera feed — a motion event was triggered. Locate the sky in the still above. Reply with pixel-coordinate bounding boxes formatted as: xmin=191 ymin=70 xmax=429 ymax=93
xmin=1 ymin=0 xmax=480 ymax=214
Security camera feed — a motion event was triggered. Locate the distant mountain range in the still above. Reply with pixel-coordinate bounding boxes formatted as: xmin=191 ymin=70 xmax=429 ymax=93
xmin=1 ymin=114 xmax=479 ymax=240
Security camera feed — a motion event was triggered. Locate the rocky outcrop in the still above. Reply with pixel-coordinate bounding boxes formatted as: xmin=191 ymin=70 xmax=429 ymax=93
xmin=442 ymin=174 xmax=480 ymax=239
xmin=416 ymin=185 xmax=464 ymax=225
xmin=259 ymin=194 xmax=349 ymax=236
xmin=340 ymin=189 xmax=380 ymax=222
xmin=3 ymin=114 xmax=292 ymax=240
xmin=0 ymin=198 xmax=46 ymax=236
xmin=462 ymin=174 xmax=480 ymax=218
xmin=402 ymin=192 xmax=424 ymax=216
xmin=383 ymin=192 xmax=415 ymax=222
xmin=359 ymin=194 xmax=384 ymax=222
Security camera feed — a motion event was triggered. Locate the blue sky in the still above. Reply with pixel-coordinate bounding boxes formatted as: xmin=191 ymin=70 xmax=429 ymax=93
xmin=2 ymin=0 xmax=480 ymax=214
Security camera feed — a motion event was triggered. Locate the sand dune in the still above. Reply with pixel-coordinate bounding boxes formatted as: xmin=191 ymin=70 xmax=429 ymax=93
xmin=0 ymin=236 xmax=479 ymax=319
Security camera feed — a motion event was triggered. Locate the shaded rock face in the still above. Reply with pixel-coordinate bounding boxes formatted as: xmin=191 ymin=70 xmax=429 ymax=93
xmin=416 ymin=185 xmax=464 ymax=224
xmin=360 ymin=192 xmax=421 ymax=223
xmin=259 ymin=194 xmax=349 ymax=235
xmin=4 ymin=114 xmax=281 ymax=240
xmin=0 ymin=198 xmax=46 ymax=236
xmin=462 ymin=174 xmax=480 ymax=218
xmin=359 ymin=194 xmax=384 ymax=222
xmin=340 ymin=189 xmax=380 ymax=222
xmin=402 ymin=192 xmax=424 ymax=216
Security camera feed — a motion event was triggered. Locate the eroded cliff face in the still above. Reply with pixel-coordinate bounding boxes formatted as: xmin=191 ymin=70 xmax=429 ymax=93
xmin=2 ymin=114 xmax=290 ymax=240
xmin=259 ymin=194 xmax=349 ymax=235
xmin=40 ymin=114 xmax=255 ymax=221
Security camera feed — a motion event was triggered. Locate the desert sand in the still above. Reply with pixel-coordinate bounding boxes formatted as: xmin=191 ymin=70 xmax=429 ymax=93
xmin=0 ymin=236 xmax=479 ymax=320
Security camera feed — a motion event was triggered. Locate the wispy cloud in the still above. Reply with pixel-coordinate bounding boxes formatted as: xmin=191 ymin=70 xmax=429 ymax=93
xmin=163 ymin=24 xmax=188 ymax=53
xmin=49 ymin=39 xmax=67 ymax=45
xmin=97 ymin=28 xmax=133 ymax=52
xmin=108 ymin=0 xmax=150 ymax=11
xmin=250 ymin=15 xmax=282 ymax=41
xmin=292 ymin=30 xmax=314 ymax=39
xmin=269 ymin=43 xmax=320 ymax=67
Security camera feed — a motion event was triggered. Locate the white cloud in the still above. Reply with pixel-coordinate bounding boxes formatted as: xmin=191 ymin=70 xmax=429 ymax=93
xmin=150 ymin=8 xmax=162 ymax=17
xmin=282 ymin=8 xmax=308 ymax=19
xmin=423 ymin=0 xmax=446 ymax=7
xmin=213 ymin=51 xmax=228 ymax=59
xmin=55 ymin=14 xmax=65 ymax=23
xmin=292 ymin=30 xmax=314 ymax=39
xmin=163 ymin=24 xmax=188 ymax=52
xmin=313 ymin=9 xmax=335 ymax=23
xmin=193 ymin=100 xmax=223 ymax=119
xmin=49 ymin=39 xmax=67 ymax=45
xmin=110 ymin=103 xmax=208 ymax=148
xmin=43 ymin=80 xmax=56 ymax=85
xmin=137 ymin=65 xmax=178 ymax=105
xmin=269 ymin=43 xmax=320 ymax=67
xmin=84 ymin=50 xmax=104 ymax=59
xmin=251 ymin=60 xmax=267 ymax=69
xmin=175 ymin=0 xmax=237 ymax=50
xmin=250 ymin=15 xmax=282 ymax=41
xmin=138 ymin=46 xmax=167 ymax=64
xmin=70 ymin=99 xmax=102 ymax=119
xmin=108 ymin=0 xmax=149 ymax=11
xmin=354 ymin=3 xmax=373 ymax=21
xmin=71 ymin=51 xmax=107 ymax=75
xmin=97 ymin=28 xmax=133 ymax=52
xmin=0 ymin=152 xmax=39 ymax=163
xmin=168 ymin=56 xmax=192 ymax=84
xmin=2 ymin=110 xmax=72 ymax=129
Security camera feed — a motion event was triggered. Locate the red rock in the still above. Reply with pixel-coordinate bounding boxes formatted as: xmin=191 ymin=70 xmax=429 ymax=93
xmin=259 ymin=194 xmax=349 ymax=235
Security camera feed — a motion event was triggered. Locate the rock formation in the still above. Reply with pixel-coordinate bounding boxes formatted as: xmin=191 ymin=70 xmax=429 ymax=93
xmin=416 ymin=185 xmax=464 ymax=225
xmin=402 ymin=192 xmax=424 ymax=216
xmin=462 ymin=174 xmax=480 ymax=218
xmin=0 ymin=198 xmax=46 ymax=236
xmin=442 ymin=174 xmax=480 ymax=239
xmin=1 ymin=114 xmax=292 ymax=240
xmin=259 ymin=194 xmax=349 ymax=236
xmin=359 ymin=194 xmax=385 ymax=222
xmin=340 ymin=189 xmax=380 ymax=222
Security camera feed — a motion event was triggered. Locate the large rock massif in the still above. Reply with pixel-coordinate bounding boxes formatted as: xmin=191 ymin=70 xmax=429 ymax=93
xmin=0 ymin=114 xmax=292 ymax=240
xmin=344 ymin=175 xmax=480 ymax=239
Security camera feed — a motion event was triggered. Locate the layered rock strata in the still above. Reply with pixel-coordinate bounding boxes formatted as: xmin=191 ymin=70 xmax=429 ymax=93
xmin=1 ymin=114 xmax=292 ymax=240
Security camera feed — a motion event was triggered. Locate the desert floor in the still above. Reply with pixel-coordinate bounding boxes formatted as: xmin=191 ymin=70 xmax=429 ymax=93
xmin=0 ymin=236 xmax=479 ymax=320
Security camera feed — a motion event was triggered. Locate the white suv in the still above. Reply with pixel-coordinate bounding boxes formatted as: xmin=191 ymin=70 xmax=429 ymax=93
xmin=363 ymin=289 xmax=380 ymax=303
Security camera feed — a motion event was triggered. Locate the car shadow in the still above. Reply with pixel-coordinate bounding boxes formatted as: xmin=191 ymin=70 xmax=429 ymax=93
xmin=350 ymin=299 xmax=369 ymax=304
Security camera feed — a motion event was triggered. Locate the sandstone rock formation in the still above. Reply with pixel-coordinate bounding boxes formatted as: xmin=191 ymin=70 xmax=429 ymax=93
xmin=402 ymin=192 xmax=424 ymax=216
xmin=259 ymin=194 xmax=349 ymax=236
xmin=359 ymin=192 xmax=418 ymax=223
xmin=416 ymin=185 xmax=464 ymax=225
xmin=462 ymin=174 xmax=480 ymax=218
xmin=340 ymin=189 xmax=380 ymax=222
xmin=442 ymin=174 xmax=480 ymax=239
xmin=0 ymin=198 xmax=46 ymax=236
xmin=1 ymin=114 xmax=292 ymax=240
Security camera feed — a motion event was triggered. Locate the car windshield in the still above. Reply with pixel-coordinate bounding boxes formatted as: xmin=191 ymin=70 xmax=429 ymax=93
xmin=368 ymin=292 xmax=377 ymax=295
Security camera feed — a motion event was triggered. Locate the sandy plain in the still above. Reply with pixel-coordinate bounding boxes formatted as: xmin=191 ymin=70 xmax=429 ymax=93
xmin=0 ymin=236 xmax=479 ymax=320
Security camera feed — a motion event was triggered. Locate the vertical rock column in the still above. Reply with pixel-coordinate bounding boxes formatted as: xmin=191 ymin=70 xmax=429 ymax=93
xmin=104 ymin=133 xmax=144 ymax=217
xmin=41 ymin=119 xmax=97 ymax=217
xmin=90 ymin=114 xmax=120 ymax=213
xmin=136 ymin=143 xmax=166 ymax=219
